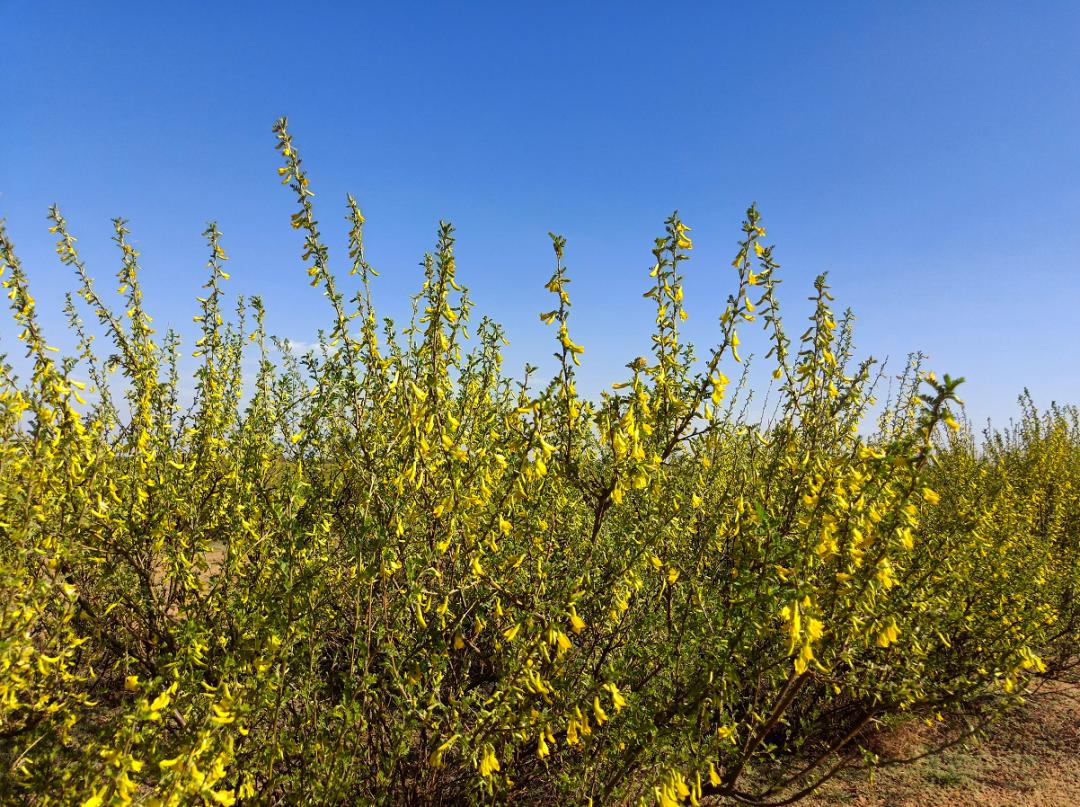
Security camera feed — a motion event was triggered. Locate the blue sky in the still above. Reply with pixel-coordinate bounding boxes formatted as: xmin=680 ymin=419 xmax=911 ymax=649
xmin=3 ymin=1 xmax=1079 ymax=427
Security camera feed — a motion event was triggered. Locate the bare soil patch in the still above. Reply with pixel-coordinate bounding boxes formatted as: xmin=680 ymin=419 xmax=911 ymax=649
xmin=802 ymin=681 xmax=1080 ymax=807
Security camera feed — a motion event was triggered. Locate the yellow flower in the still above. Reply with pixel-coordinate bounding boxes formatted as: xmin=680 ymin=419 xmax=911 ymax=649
xmin=569 ymin=606 xmax=586 ymax=634
xmin=876 ymin=620 xmax=900 ymax=648
xmin=555 ymin=630 xmax=573 ymax=654
xmin=159 ymin=753 xmax=186 ymax=770
xmin=567 ymin=720 xmax=580 ymax=746
xmin=211 ymin=701 xmax=235 ymax=725
xmin=794 ymin=642 xmax=813 ymax=674
xmin=479 ymin=745 xmax=501 ymax=777
xmin=674 ymin=221 xmax=693 ymax=250
xmin=593 ymin=696 xmax=608 ymax=725
xmin=781 ymin=602 xmax=801 ymax=655
xmin=605 ymin=682 xmax=628 ymax=712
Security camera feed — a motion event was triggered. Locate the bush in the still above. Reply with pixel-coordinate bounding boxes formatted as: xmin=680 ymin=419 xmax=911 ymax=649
xmin=1 ymin=118 xmax=1077 ymax=805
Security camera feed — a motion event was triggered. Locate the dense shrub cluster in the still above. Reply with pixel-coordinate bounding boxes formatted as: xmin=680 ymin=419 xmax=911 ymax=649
xmin=2 ymin=119 xmax=1078 ymax=805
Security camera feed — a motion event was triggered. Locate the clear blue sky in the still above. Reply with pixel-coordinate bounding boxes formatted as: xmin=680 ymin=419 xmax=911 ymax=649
xmin=3 ymin=1 xmax=1079 ymax=427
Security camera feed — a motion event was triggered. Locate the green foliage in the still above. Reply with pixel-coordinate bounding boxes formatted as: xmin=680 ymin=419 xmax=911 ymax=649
xmin=1 ymin=119 xmax=1078 ymax=806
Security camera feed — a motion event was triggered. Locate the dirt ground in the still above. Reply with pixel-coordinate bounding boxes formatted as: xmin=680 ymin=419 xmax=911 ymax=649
xmin=801 ymin=680 xmax=1080 ymax=807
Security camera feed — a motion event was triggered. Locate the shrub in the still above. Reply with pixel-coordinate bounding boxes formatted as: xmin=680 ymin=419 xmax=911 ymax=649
xmin=1 ymin=119 xmax=1077 ymax=805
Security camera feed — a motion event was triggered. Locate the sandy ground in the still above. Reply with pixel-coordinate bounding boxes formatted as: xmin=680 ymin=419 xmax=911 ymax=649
xmin=800 ymin=680 xmax=1080 ymax=807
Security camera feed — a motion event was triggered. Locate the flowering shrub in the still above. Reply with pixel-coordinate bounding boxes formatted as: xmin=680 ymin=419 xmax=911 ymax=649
xmin=1 ymin=119 xmax=1078 ymax=805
